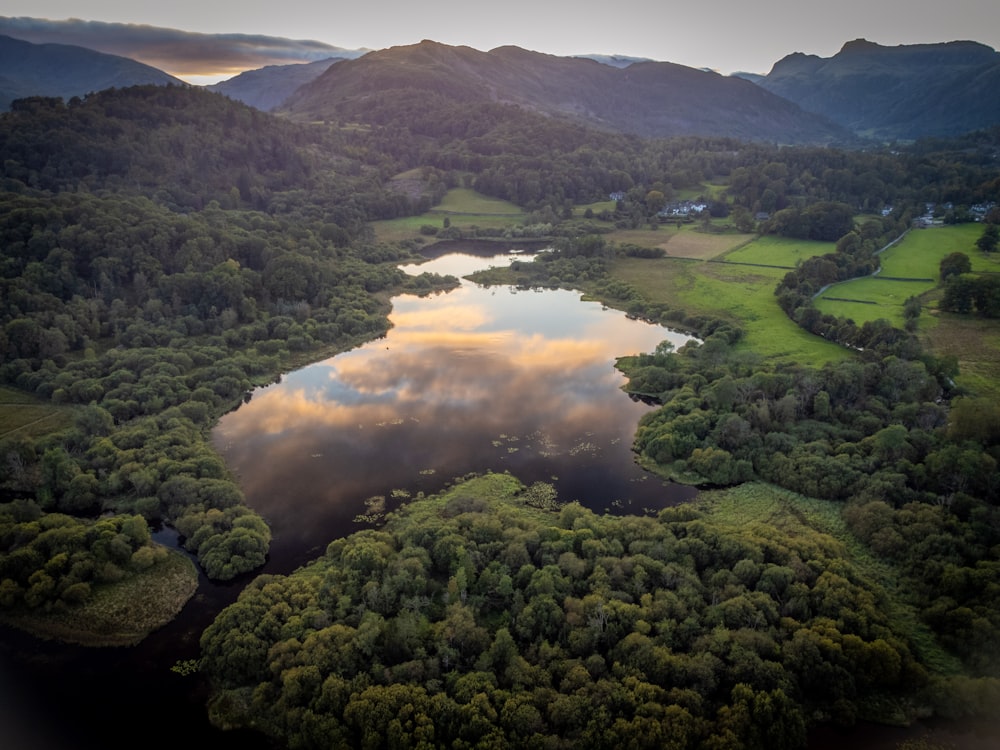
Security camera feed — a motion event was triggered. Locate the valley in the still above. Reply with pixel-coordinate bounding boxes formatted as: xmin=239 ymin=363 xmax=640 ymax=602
xmin=1 ymin=26 xmax=1000 ymax=750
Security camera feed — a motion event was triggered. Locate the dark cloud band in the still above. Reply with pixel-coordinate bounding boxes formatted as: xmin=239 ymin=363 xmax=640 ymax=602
xmin=0 ymin=16 xmax=363 ymax=75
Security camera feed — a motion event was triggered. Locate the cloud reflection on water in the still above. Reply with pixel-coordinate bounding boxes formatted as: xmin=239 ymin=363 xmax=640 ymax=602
xmin=213 ymin=256 xmax=694 ymax=570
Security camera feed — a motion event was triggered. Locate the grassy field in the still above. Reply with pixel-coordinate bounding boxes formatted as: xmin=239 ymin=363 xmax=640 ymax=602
xmin=0 ymin=385 xmax=75 ymax=440
xmin=373 ymin=188 xmax=526 ymax=243
xmin=720 ymin=235 xmax=834 ymax=267
xmin=816 ymin=277 xmax=933 ymax=327
xmin=815 ymin=225 xmax=1000 ymax=327
xmin=611 ymin=255 xmax=849 ymax=364
xmin=607 ymin=226 xmax=756 ymax=260
xmin=881 ymin=224 xmax=1000 ymax=277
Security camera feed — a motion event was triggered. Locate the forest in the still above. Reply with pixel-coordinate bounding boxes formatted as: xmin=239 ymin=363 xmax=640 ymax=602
xmin=1 ymin=84 xmax=999 ymax=747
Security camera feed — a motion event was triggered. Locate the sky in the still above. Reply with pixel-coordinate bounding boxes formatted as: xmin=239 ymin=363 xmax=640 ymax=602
xmin=3 ymin=1 xmax=1000 ymax=84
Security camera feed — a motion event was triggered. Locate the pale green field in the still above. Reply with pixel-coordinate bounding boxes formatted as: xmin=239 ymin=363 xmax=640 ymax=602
xmin=431 ymin=188 xmax=524 ymax=215
xmin=816 ymin=277 xmax=934 ymax=326
xmin=721 ymin=235 xmax=834 ymax=267
xmin=815 ymin=225 xmax=1000 ymax=326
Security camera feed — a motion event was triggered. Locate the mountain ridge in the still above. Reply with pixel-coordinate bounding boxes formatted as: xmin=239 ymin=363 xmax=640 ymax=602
xmin=206 ymin=58 xmax=342 ymax=111
xmin=281 ymin=40 xmax=852 ymax=145
xmin=0 ymin=33 xmax=185 ymax=109
xmin=760 ymin=38 xmax=1000 ymax=138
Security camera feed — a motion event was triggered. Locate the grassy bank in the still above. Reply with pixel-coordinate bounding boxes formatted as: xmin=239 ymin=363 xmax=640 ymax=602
xmin=373 ymin=188 xmax=526 ymax=243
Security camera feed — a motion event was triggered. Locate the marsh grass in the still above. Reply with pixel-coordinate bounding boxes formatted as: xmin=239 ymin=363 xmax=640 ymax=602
xmin=921 ymin=313 xmax=1000 ymax=399
xmin=0 ymin=547 xmax=198 ymax=647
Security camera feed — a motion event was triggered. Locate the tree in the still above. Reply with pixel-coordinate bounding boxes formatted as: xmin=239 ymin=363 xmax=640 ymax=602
xmin=645 ymin=189 xmax=666 ymax=216
xmin=975 ymin=224 xmax=998 ymax=254
xmin=940 ymin=251 xmax=972 ymax=280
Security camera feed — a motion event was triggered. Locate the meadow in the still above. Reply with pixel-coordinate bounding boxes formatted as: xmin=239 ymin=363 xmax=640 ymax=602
xmin=880 ymin=224 xmax=1000 ymax=277
xmin=372 ymin=188 xmax=525 ymax=243
xmin=0 ymin=385 xmax=74 ymax=440
xmin=612 ymin=253 xmax=849 ymax=364
xmin=719 ymin=234 xmax=832 ymax=266
xmin=815 ymin=277 xmax=931 ymax=327
xmin=815 ymin=224 xmax=1000 ymax=326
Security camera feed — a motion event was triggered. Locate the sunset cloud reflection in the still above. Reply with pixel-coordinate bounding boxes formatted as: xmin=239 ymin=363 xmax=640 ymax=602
xmin=213 ymin=271 xmax=691 ymax=558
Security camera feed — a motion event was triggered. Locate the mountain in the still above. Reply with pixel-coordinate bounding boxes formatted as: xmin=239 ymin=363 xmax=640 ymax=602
xmin=759 ymin=38 xmax=1000 ymax=139
xmin=281 ymin=40 xmax=853 ymax=145
xmin=575 ymin=54 xmax=653 ymax=69
xmin=206 ymin=58 xmax=343 ymax=111
xmin=0 ymin=34 xmax=184 ymax=109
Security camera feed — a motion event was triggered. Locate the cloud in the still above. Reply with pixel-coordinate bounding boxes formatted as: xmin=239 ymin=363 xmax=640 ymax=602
xmin=0 ymin=16 xmax=367 ymax=79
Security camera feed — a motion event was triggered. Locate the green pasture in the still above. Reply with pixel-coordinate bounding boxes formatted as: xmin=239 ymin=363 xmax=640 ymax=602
xmin=574 ymin=200 xmax=617 ymax=216
xmin=720 ymin=235 xmax=834 ymax=267
xmin=373 ymin=188 xmax=526 ymax=243
xmin=814 ymin=225 xmax=1000 ymax=326
xmin=0 ymin=385 xmax=75 ymax=440
xmin=880 ymin=224 xmax=998 ymax=277
xmin=611 ymin=256 xmax=849 ymax=364
xmin=430 ymin=188 xmax=524 ymax=216
xmin=816 ymin=277 xmax=934 ymax=327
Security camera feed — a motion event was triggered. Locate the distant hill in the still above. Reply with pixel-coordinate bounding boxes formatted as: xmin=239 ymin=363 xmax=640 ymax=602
xmin=281 ymin=40 xmax=853 ymax=145
xmin=207 ymin=58 xmax=343 ymax=111
xmin=0 ymin=34 xmax=184 ymax=109
xmin=759 ymin=38 xmax=1000 ymax=139
xmin=574 ymin=53 xmax=653 ymax=69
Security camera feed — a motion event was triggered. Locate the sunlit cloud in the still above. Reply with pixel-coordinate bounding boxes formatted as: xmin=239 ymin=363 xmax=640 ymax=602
xmin=0 ymin=16 xmax=366 ymax=82
xmin=390 ymin=303 xmax=491 ymax=332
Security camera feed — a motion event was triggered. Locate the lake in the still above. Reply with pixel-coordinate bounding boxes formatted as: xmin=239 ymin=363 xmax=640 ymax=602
xmin=211 ymin=245 xmax=699 ymax=575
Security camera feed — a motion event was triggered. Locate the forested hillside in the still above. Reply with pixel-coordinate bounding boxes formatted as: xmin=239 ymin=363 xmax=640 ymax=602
xmin=281 ymin=40 xmax=853 ymax=144
xmin=0 ymin=86 xmax=455 ymax=592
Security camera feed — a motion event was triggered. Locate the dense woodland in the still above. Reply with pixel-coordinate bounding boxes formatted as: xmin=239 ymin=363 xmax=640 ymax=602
xmin=1 ymin=84 xmax=1000 ymax=747
xmin=200 ymin=473 xmax=942 ymax=749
